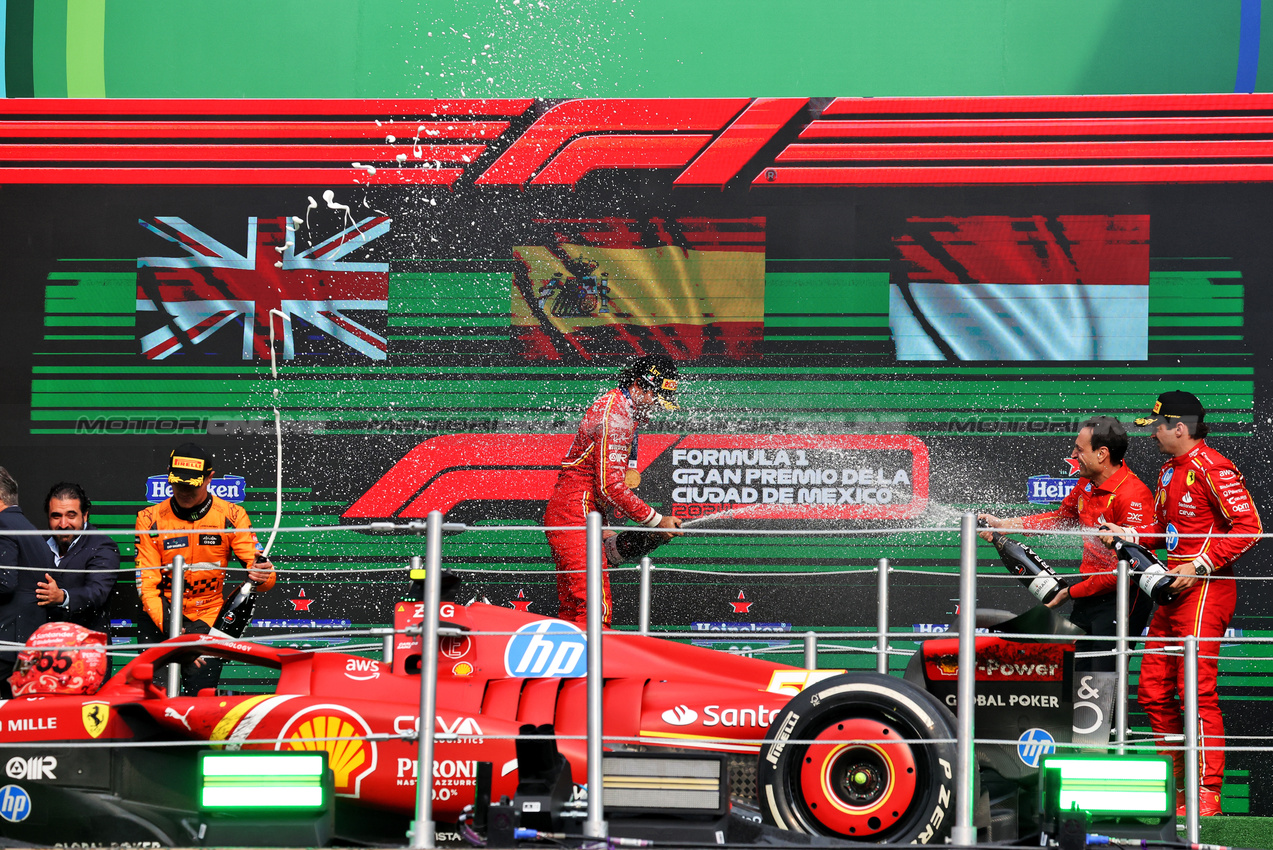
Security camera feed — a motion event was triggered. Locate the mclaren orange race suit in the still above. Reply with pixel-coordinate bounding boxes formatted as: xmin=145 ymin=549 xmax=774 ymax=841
xmin=1128 ymin=441 xmax=1261 ymax=789
xmin=135 ymin=495 xmax=276 ymax=630
xmin=544 ymin=387 xmax=661 ymax=625
xmin=1020 ymin=463 xmax=1154 ymax=671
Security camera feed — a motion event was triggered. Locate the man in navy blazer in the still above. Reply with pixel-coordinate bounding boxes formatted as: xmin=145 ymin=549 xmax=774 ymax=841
xmin=0 ymin=467 xmax=56 ymax=697
xmin=37 ymin=482 xmax=119 ymax=634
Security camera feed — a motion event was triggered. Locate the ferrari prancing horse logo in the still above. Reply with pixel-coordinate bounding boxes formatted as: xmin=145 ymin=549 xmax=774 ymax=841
xmin=82 ymin=701 xmax=110 ymax=738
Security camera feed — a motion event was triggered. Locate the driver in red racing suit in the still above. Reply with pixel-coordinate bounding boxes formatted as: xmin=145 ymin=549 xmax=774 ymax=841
xmin=979 ymin=416 xmax=1154 ymax=672
xmin=1104 ymin=390 xmax=1261 ymax=817
xmin=545 ymin=355 xmax=683 ymax=625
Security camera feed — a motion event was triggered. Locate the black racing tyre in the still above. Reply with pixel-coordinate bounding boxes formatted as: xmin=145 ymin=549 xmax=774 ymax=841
xmin=756 ymin=672 xmax=959 ymax=844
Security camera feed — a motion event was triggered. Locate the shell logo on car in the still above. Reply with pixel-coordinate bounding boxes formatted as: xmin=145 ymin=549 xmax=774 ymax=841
xmin=276 ymin=706 xmax=377 ymax=796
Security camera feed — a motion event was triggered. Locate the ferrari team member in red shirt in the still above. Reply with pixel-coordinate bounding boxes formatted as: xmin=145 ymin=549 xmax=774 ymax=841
xmin=135 ymin=443 xmax=276 ymax=694
xmin=980 ymin=416 xmax=1154 ymax=672
xmin=545 ymin=355 xmax=683 ymax=625
xmin=1103 ymin=390 xmax=1261 ymax=817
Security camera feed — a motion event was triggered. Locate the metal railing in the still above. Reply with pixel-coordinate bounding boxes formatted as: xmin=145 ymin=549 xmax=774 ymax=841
xmin=4 ymin=514 xmax=1264 ymax=846
xmin=392 ymin=510 xmax=1246 ymax=846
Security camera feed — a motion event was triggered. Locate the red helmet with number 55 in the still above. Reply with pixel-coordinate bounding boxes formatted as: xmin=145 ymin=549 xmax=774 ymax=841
xmin=8 ymin=621 xmax=108 ymax=696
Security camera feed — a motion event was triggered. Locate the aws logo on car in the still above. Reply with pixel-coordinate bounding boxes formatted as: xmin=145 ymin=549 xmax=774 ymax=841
xmin=344 ymin=657 xmax=382 ymax=681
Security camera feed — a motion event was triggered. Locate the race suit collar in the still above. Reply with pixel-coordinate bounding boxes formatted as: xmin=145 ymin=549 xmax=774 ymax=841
xmin=170 ymin=493 xmax=214 ymax=521
xmin=618 ymin=386 xmax=650 ymax=427
xmin=1089 ymin=462 xmax=1132 ymax=495
xmin=1171 ymin=439 xmax=1208 ymax=465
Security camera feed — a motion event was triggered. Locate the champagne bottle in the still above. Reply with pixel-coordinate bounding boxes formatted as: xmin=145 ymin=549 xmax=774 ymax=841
xmin=604 ymin=529 xmax=667 ymax=565
xmin=984 ymin=529 xmax=1069 ymax=605
xmin=1110 ymin=537 xmax=1178 ymax=605
xmin=209 ymin=581 xmax=255 ymax=639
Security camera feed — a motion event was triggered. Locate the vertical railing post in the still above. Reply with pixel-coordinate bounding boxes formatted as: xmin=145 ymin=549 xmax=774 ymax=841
xmin=585 ymin=512 xmax=607 ymax=840
xmin=803 ymin=632 xmax=817 ymax=669
xmin=166 ymin=554 xmax=186 ymax=697
xmin=410 ymin=512 xmax=444 ymax=849
xmin=1183 ymin=636 xmax=1201 ymax=843
xmin=382 ymin=630 xmax=395 ymax=665
xmin=952 ymin=513 xmax=978 ymax=847
xmin=876 ymin=557 xmax=891 ymax=674
xmin=638 ymin=556 xmax=653 ymax=636
xmin=1114 ymin=558 xmax=1130 ymax=754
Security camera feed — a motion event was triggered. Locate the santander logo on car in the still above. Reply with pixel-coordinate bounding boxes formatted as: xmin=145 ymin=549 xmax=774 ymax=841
xmin=659 ymin=704 xmax=780 ymax=727
xmin=661 ymin=705 xmax=698 ymax=726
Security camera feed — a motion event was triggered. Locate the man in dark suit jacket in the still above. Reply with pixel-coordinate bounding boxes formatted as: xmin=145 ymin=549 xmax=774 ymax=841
xmin=37 ymin=482 xmax=118 ymax=634
xmin=0 ymin=467 xmax=56 ymax=697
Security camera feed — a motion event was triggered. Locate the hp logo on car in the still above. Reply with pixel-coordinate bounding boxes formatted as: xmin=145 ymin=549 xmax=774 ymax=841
xmin=1016 ymin=728 xmax=1056 ymax=768
xmin=0 ymin=785 xmax=31 ymax=823
xmin=504 ymin=620 xmax=588 ymax=678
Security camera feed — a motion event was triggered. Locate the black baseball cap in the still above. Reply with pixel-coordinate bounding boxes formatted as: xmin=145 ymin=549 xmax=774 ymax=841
xmin=168 ymin=442 xmax=213 ymax=486
xmin=622 ymin=354 xmax=680 ymax=410
xmin=1134 ymin=390 xmax=1205 ymax=428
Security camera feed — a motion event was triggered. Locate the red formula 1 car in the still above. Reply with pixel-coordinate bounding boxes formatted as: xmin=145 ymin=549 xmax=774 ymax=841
xmin=0 ymin=597 xmax=1085 ymax=846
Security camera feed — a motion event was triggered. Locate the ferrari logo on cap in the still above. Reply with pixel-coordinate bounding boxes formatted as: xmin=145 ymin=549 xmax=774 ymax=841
xmin=82 ymin=701 xmax=110 ymax=738
xmin=171 ymin=456 xmax=204 ymax=471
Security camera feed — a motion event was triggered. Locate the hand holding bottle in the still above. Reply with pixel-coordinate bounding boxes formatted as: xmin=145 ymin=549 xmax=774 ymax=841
xmin=247 ymin=557 xmax=274 ymax=587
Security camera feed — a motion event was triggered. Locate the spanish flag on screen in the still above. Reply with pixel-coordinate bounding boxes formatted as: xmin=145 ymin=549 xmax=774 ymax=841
xmin=510 ymin=217 xmax=765 ymax=361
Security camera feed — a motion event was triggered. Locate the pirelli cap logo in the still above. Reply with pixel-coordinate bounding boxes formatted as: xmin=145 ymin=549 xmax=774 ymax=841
xmin=1153 ymin=401 xmax=1162 ymax=414
xmin=661 ymin=378 xmax=678 ymax=391
xmin=171 ymin=456 xmax=205 ymax=471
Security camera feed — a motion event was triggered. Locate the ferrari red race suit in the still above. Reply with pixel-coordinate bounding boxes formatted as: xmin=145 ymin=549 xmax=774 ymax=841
xmin=1128 ymin=441 xmax=1261 ymax=788
xmin=1020 ymin=463 xmax=1154 ymax=671
xmin=544 ymin=388 xmax=662 ymax=625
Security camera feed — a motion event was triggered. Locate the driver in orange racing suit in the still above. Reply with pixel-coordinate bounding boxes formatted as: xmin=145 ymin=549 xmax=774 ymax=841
xmin=135 ymin=443 xmax=276 ymax=694
xmin=544 ymin=355 xmax=683 ymax=625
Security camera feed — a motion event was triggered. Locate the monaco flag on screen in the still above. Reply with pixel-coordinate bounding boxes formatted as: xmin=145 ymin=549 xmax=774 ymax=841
xmin=889 ymin=215 xmax=1149 ymax=361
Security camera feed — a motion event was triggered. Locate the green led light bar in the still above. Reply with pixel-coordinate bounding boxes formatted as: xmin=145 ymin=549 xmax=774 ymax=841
xmin=199 ymin=752 xmax=328 ymax=810
xmin=1040 ymin=754 xmax=1174 ymax=818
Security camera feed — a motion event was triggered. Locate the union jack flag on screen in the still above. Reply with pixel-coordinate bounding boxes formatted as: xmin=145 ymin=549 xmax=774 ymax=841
xmin=136 ymin=215 xmax=391 ymax=361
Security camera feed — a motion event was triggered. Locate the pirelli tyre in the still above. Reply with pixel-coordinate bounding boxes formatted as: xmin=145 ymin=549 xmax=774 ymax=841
xmin=756 ymin=672 xmax=958 ymax=844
